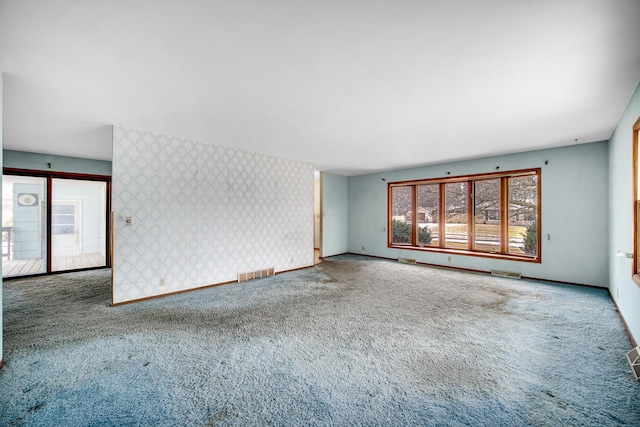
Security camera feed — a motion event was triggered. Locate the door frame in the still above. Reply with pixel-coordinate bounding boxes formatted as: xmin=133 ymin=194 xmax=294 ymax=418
xmin=3 ymin=168 xmax=111 ymax=277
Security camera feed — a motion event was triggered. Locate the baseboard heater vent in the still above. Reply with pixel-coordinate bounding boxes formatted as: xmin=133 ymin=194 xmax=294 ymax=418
xmin=626 ymin=346 xmax=640 ymax=380
xmin=491 ymin=270 xmax=522 ymax=279
xmin=398 ymin=257 xmax=417 ymax=265
xmin=237 ymin=267 xmax=275 ymax=283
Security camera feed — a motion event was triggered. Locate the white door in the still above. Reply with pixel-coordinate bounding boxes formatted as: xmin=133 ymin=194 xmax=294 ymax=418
xmin=52 ymin=201 xmax=82 ymax=257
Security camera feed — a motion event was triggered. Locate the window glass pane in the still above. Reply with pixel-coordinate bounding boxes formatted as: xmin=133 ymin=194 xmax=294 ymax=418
xmin=391 ymin=186 xmax=413 ymax=244
xmin=445 ymin=182 xmax=468 ymax=249
xmin=2 ymin=175 xmax=47 ymax=277
xmin=53 ymin=204 xmax=75 ymax=215
xmin=417 ymin=184 xmax=438 ymax=247
xmin=53 ymin=225 xmax=75 ymax=235
xmin=52 ymin=179 xmax=107 ymax=271
xmin=53 ymin=214 xmax=75 ymax=225
xmin=508 ymin=175 xmax=538 ymax=256
xmin=473 ymin=179 xmax=501 ymax=252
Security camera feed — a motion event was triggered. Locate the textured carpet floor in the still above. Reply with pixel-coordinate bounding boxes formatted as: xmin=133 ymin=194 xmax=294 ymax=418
xmin=1 ymin=254 xmax=639 ymax=426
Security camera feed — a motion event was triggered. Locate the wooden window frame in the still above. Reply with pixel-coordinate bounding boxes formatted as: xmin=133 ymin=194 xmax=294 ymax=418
xmin=632 ymin=116 xmax=640 ymax=286
xmin=388 ymin=168 xmax=541 ymax=263
xmin=3 ymin=168 xmax=112 ymax=276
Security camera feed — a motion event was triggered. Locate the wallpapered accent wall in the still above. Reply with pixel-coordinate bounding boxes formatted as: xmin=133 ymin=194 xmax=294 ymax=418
xmin=112 ymin=126 xmax=314 ymax=304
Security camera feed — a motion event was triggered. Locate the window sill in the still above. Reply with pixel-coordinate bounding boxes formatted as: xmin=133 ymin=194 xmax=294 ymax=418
xmin=388 ymin=244 xmax=541 ymax=263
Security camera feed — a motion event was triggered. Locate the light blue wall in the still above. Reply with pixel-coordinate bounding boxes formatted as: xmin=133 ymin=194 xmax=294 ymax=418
xmin=322 ymin=172 xmax=349 ymax=257
xmin=609 ymin=82 xmax=640 ymax=344
xmin=3 ymin=150 xmax=112 ymax=175
xmin=348 ymin=141 xmax=609 ymax=287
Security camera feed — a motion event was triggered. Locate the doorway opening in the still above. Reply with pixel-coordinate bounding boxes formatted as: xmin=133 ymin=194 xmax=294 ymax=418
xmin=314 ymin=170 xmax=322 ymax=265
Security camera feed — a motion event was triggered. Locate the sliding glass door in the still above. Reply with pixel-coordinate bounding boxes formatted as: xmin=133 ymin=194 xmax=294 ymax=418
xmin=2 ymin=170 xmax=110 ymax=278
xmin=52 ymin=179 xmax=107 ymax=272
xmin=2 ymin=175 xmax=47 ymax=276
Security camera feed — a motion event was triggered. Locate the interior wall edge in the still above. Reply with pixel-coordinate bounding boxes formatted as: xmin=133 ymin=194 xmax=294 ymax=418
xmin=111 ymin=125 xmax=314 ymax=304
xmin=608 ymin=80 xmax=640 ymax=344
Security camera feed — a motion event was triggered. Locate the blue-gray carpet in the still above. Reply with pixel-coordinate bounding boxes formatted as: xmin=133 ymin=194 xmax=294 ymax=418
xmin=1 ymin=254 xmax=639 ymax=426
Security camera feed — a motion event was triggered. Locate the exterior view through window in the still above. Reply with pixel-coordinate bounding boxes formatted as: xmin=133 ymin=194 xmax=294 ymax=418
xmin=389 ymin=168 xmax=540 ymax=262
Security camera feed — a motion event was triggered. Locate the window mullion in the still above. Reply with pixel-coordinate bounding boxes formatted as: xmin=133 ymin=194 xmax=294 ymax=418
xmin=387 ymin=183 xmax=392 ymax=244
xmin=46 ymin=176 xmax=52 ymax=273
xmin=439 ymin=183 xmax=445 ymax=248
xmin=500 ymin=177 xmax=509 ymax=254
xmin=411 ymin=185 xmax=418 ymax=246
xmin=467 ymin=180 xmax=473 ymax=250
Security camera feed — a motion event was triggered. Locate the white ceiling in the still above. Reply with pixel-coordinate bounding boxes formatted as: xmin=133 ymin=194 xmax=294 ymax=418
xmin=1 ymin=0 xmax=639 ymax=176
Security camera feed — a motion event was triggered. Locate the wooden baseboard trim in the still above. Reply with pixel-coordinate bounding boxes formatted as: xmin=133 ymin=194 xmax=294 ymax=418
xmin=0 ymin=359 xmax=4 ymax=370
xmin=417 ymin=260 xmax=488 ymax=276
xmin=276 ymin=264 xmax=315 ymax=275
xmin=346 ymin=252 xmax=606 ymax=289
xmin=345 ymin=252 xmax=490 ymax=274
xmin=319 ymin=253 xmax=349 ymax=259
xmin=110 ymin=264 xmax=316 ymax=307
xmin=110 ymin=280 xmax=236 ymax=306
xmin=520 ymin=276 xmax=605 ymax=290
xmin=608 ymin=290 xmax=638 ymax=348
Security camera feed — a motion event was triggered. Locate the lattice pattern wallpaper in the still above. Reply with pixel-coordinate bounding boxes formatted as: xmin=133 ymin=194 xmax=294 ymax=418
xmin=112 ymin=126 xmax=314 ymax=304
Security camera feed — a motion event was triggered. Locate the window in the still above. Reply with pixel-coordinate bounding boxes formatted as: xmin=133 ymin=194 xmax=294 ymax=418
xmin=445 ymin=182 xmax=468 ymax=249
xmin=52 ymin=204 xmax=76 ymax=235
xmin=388 ymin=168 xmax=541 ymax=262
xmin=417 ymin=184 xmax=439 ymax=247
xmin=508 ymin=175 xmax=538 ymax=256
xmin=473 ymin=179 xmax=500 ymax=252
xmin=390 ymin=186 xmax=413 ymax=244
xmin=633 ymin=116 xmax=640 ymax=283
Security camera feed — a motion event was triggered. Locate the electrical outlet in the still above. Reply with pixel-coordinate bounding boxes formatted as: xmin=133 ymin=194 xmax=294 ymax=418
xmin=447 ymin=256 xmax=452 ymax=262
xmin=362 ymin=246 xmax=365 ymax=251
xmin=159 ymin=278 xmax=165 ymax=287
xmin=125 ymin=216 xmax=133 ymax=225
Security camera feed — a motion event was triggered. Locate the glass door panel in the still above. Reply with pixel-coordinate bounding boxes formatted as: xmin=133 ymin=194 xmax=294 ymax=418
xmin=2 ymin=175 xmax=47 ymax=277
xmin=52 ymin=179 xmax=107 ymax=271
